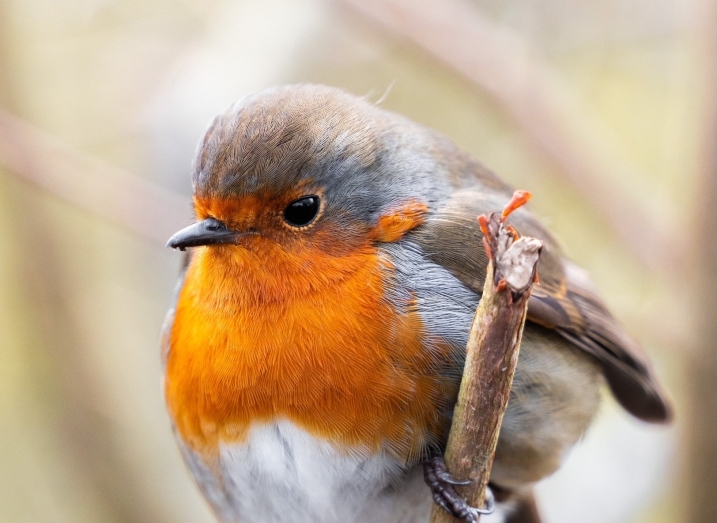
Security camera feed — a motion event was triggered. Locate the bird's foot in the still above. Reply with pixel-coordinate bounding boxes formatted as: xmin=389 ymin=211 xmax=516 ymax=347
xmin=423 ymin=456 xmax=495 ymax=522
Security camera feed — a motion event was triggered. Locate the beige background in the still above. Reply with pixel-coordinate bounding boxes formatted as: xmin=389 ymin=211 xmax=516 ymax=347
xmin=0 ymin=0 xmax=709 ymax=521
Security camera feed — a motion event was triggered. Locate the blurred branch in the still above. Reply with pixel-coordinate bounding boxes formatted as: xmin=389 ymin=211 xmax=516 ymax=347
xmin=686 ymin=4 xmax=717 ymax=521
xmin=337 ymin=0 xmax=683 ymax=273
xmin=0 ymin=5 xmax=16 ymax=110
xmin=0 ymin=11 xmax=174 ymax=521
xmin=3 ymin=180 xmax=180 ymax=523
xmin=0 ymin=109 xmax=191 ymax=245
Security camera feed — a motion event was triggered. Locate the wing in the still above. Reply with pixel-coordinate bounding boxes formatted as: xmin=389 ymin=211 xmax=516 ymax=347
xmin=412 ymin=187 xmax=672 ymax=423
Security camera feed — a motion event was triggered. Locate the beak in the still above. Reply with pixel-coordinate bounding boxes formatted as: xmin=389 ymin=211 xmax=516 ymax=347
xmin=167 ymin=218 xmax=241 ymax=250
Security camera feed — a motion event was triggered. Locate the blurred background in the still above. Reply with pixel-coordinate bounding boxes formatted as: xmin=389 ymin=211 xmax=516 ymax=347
xmin=0 ymin=0 xmax=714 ymax=522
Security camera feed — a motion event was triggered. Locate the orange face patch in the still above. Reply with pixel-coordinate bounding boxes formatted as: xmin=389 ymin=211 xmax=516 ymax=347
xmin=165 ymin=224 xmax=454 ymax=462
xmin=194 ymin=194 xmax=284 ymax=230
xmin=371 ymin=200 xmax=428 ymax=243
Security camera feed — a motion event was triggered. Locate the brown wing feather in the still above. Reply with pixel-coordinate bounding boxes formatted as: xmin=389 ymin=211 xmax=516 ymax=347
xmin=536 ymin=261 xmax=672 ymax=422
xmin=413 ymin=187 xmax=672 ymax=423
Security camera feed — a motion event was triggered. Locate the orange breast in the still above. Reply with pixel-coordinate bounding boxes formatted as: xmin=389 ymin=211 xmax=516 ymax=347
xmin=165 ymin=238 xmax=455 ymax=461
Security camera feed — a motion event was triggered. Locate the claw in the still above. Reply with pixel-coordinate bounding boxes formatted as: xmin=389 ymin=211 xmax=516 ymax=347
xmin=423 ymin=457 xmax=494 ymax=522
xmin=431 ymin=457 xmax=472 ymax=486
xmin=474 ymin=486 xmax=495 ymax=515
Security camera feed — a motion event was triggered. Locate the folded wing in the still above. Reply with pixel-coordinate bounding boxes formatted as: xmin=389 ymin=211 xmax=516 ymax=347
xmin=412 ymin=187 xmax=672 ymax=423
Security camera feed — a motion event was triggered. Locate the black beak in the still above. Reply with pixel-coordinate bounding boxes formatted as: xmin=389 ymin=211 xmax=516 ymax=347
xmin=167 ymin=218 xmax=241 ymax=250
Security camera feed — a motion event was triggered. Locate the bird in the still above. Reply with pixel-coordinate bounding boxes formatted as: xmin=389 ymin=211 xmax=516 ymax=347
xmin=162 ymin=84 xmax=672 ymax=523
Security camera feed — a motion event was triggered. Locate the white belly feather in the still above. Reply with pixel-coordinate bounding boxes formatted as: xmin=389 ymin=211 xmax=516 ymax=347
xmin=178 ymin=420 xmax=509 ymax=523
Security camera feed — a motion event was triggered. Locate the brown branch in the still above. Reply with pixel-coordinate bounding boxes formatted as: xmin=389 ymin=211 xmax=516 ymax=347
xmin=0 ymin=108 xmax=191 ymax=245
xmin=686 ymin=3 xmax=717 ymax=521
xmin=336 ymin=0 xmax=681 ymax=273
xmin=430 ymin=191 xmax=542 ymax=523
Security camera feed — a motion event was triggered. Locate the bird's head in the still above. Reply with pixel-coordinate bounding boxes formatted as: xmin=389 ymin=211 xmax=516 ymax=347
xmin=167 ymin=85 xmax=446 ymax=266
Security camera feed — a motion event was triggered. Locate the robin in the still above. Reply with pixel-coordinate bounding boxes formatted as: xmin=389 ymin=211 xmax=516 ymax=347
xmin=163 ymin=84 xmax=671 ymax=523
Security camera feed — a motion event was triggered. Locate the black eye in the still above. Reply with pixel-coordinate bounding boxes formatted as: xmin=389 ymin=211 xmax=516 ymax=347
xmin=283 ymin=195 xmax=320 ymax=228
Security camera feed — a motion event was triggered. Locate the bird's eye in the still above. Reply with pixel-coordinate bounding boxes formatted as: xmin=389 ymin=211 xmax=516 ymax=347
xmin=283 ymin=195 xmax=320 ymax=228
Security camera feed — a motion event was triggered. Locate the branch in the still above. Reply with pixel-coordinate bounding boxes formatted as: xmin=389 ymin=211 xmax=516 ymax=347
xmin=0 ymin=109 xmax=191 ymax=244
xmin=430 ymin=191 xmax=542 ymax=523
xmin=336 ymin=0 xmax=681 ymax=273
xmin=685 ymin=3 xmax=717 ymax=521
